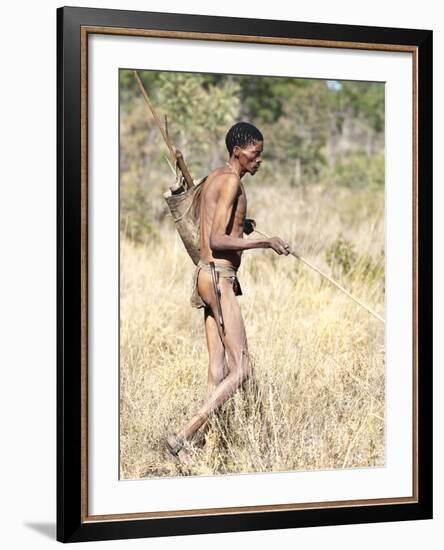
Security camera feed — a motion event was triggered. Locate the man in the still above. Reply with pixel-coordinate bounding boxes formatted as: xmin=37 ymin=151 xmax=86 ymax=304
xmin=166 ymin=121 xmax=290 ymax=460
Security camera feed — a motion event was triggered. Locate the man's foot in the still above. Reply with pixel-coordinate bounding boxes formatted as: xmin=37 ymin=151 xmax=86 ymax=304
xmin=165 ymin=433 xmax=184 ymax=456
xmin=166 ymin=433 xmax=192 ymax=465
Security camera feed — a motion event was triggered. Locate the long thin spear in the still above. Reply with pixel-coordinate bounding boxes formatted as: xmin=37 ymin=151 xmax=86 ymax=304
xmin=253 ymin=228 xmax=385 ymax=324
xmin=133 ymin=70 xmax=176 ymax=165
xmin=133 ymin=70 xmax=194 ymax=189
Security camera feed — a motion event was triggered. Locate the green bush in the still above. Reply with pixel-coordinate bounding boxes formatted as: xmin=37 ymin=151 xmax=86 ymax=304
xmin=330 ymin=152 xmax=384 ymax=189
xmin=326 ymin=235 xmax=357 ymax=278
xmin=119 ymin=70 xmax=386 ymax=244
xmin=326 ymin=236 xmax=384 ymax=286
xmin=120 ymin=186 xmax=159 ymax=244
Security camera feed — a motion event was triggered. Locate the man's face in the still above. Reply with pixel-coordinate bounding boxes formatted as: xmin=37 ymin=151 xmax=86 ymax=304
xmin=234 ymin=140 xmax=263 ymax=175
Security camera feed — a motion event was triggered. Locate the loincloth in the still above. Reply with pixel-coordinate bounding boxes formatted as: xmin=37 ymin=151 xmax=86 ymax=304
xmin=190 ymin=259 xmax=243 ymax=309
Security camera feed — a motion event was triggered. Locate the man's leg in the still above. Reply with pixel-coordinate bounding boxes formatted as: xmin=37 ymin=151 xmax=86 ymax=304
xmin=195 ymin=307 xmax=227 ymax=449
xmin=202 ymin=306 xmax=226 ymax=402
xmin=176 ymin=270 xmax=252 ymax=443
xmin=166 ymin=273 xmax=227 ymax=456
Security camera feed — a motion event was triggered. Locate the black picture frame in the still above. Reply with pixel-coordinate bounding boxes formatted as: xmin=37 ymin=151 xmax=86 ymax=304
xmin=57 ymin=5 xmax=433 ymax=543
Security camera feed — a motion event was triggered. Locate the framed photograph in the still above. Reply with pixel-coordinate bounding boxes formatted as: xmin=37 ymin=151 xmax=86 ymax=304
xmin=57 ymin=6 xmax=433 ymax=543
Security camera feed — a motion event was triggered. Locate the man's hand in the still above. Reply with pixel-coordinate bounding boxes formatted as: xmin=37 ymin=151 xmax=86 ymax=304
xmin=243 ymin=218 xmax=256 ymax=235
xmin=268 ymin=236 xmax=291 ymax=255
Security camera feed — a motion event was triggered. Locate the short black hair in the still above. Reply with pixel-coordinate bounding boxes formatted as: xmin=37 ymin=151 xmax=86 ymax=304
xmin=225 ymin=122 xmax=263 ymax=156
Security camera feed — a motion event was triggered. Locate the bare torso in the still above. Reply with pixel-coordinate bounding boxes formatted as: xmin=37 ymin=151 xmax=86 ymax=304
xmin=199 ymin=165 xmax=247 ymax=269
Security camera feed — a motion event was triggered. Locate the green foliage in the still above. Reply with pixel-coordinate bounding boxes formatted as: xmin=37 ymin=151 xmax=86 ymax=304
xmin=120 ymin=69 xmax=159 ymax=105
xmin=326 ymin=236 xmax=357 ymax=277
xmin=236 ymin=76 xmax=313 ymax=123
xmin=326 ymin=236 xmax=385 ymax=285
xmin=120 ymin=183 xmax=159 ymax=243
xmin=329 ymin=152 xmax=385 ymax=189
xmin=266 ymin=80 xmax=330 ymax=184
xmin=156 ymin=72 xmax=241 ymax=173
xmin=119 ymin=69 xmax=385 ymax=243
xmin=328 ymin=81 xmax=385 ymax=133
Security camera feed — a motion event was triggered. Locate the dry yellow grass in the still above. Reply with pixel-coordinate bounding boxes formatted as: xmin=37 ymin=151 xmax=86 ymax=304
xmin=119 ymin=183 xmax=385 ymax=480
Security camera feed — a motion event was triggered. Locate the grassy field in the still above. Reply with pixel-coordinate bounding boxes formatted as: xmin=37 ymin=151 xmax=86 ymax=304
xmin=119 ymin=182 xmax=385 ymax=480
